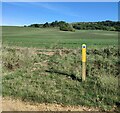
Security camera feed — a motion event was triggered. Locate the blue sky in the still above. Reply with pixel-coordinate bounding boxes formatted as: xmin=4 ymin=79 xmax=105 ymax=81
xmin=2 ymin=2 xmax=118 ymax=26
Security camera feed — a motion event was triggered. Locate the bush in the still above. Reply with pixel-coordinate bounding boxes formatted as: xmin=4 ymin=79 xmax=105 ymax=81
xmin=59 ymin=23 xmax=75 ymax=32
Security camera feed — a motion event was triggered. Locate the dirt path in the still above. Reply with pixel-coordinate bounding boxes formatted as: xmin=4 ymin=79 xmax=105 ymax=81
xmin=2 ymin=97 xmax=99 ymax=111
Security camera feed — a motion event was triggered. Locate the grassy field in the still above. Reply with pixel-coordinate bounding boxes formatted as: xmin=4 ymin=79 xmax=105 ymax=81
xmin=2 ymin=26 xmax=118 ymax=48
xmin=2 ymin=26 xmax=119 ymax=111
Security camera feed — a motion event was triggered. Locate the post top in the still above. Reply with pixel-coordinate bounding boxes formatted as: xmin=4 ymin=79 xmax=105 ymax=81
xmin=82 ymin=44 xmax=86 ymax=48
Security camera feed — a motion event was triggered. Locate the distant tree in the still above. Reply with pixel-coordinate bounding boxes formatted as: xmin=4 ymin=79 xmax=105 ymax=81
xmin=28 ymin=24 xmax=39 ymax=28
xmin=28 ymin=20 xmax=119 ymax=31
xmin=24 ymin=25 xmax=27 ymax=27
xmin=50 ymin=20 xmax=58 ymax=27
xmin=34 ymin=24 xmax=39 ymax=28
xmin=58 ymin=21 xmax=66 ymax=26
xmin=114 ymin=25 xmax=120 ymax=31
xmin=43 ymin=22 xmax=50 ymax=28
xmin=60 ymin=23 xmax=75 ymax=32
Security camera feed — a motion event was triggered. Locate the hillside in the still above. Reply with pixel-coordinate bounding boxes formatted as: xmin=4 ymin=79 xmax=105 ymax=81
xmin=2 ymin=26 xmax=118 ymax=48
xmin=2 ymin=26 xmax=119 ymax=111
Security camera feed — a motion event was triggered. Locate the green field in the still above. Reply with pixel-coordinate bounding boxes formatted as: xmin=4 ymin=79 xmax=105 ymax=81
xmin=2 ymin=26 xmax=118 ymax=48
xmin=2 ymin=26 xmax=119 ymax=111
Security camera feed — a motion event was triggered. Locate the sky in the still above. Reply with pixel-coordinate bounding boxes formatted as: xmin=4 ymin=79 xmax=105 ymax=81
xmin=2 ymin=2 xmax=118 ymax=26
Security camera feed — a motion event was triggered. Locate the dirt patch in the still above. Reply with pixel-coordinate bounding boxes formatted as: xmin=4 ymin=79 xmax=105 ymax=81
xmin=2 ymin=97 xmax=99 ymax=111
xmin=36 ymin=52 xmax=55 ymax=56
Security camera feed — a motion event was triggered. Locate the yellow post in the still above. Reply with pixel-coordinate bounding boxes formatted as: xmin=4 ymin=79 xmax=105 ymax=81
xmin=82 ymin=44 xmax=86 ymax=81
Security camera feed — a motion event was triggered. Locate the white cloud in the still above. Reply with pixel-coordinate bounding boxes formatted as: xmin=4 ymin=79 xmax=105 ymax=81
xmin=36 ymin=3 xmax=80 ymax=17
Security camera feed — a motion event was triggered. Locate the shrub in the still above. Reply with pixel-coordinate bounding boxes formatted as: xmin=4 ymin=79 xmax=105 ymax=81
xmin=59 ymin=23 xmax=75 ymax=32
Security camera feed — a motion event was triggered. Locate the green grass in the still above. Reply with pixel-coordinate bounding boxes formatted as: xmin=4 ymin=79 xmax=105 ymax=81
xmin=2 ymin=26 xmax=118 ymax=48
xmin=3 ymin=69 xmax=118 ymax=110
xmin=2 ymin=26 xmax=119 ymax=111
xmin=2 ymin=46 xmax=119 ymax=111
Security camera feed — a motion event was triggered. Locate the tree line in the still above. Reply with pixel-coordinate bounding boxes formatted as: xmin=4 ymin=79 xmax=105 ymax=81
xmin=72 ymin=20 xmax=120 ymax=31
xmin=25 ymin=20 xmax=120 ymax=32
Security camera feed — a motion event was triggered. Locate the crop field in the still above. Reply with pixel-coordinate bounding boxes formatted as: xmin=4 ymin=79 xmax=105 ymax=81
xmin=2 ymin=26 xmax=119 ymax=111
xmin=2 ymin=26 xmax=118 ymax=48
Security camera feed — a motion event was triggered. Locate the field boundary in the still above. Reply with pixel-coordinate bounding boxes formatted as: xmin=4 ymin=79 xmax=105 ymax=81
xmin=2 ymin=97 xmax=99 ymax=111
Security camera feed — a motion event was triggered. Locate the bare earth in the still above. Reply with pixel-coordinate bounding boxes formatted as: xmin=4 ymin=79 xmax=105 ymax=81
xmin=2 ymin=97 xmax=99 ymax=111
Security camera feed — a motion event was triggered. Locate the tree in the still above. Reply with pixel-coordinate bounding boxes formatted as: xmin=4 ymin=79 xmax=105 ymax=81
xmin=34 ymin=24 xmax=39 ymax=28
xmin=43 ymin=22 xmax=49 ymax=28
xmin=60 ymin=23 xmax=75 ymax=32
xmin=28 ymin=20 xmax=119 ymax=31
xmin=51 ymin=20 xmax=58 ymax=27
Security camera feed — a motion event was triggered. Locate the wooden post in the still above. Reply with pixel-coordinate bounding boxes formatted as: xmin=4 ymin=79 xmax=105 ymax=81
xmin=82 ymin=62 xmax=86 ymax=81
xmin=82 ymin=44 xmax=86 ymax=81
